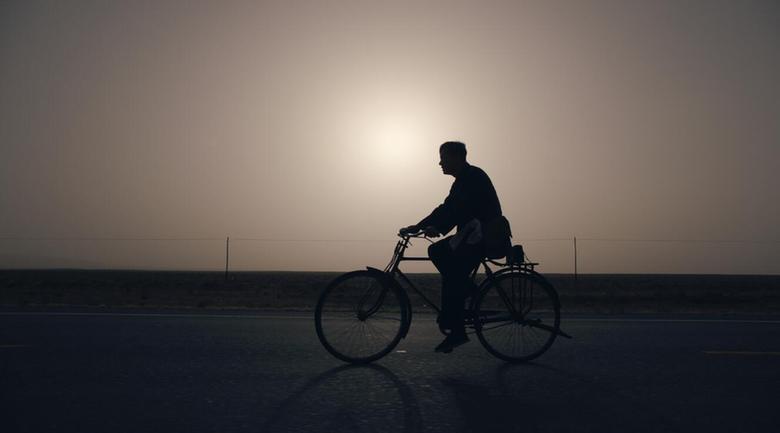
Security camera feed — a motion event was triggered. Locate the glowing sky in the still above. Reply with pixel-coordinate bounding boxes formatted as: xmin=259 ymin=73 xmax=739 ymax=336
xmin=1 ymin=0 xmax=778 ymax=273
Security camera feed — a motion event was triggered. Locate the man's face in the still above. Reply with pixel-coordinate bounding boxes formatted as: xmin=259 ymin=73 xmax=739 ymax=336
xmin=439 ymin=150 xmax=459 ymax=175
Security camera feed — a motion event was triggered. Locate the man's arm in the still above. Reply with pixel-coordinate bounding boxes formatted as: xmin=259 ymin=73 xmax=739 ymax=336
xmin=417 ymin=194 xmax=457 ymax=236
xmin=399 ymin=195 xmax=454 ymax=237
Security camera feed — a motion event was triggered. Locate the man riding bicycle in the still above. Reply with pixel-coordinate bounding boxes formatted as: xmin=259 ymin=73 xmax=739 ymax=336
xmin=400 ymin=141 xmax=511 ymax=353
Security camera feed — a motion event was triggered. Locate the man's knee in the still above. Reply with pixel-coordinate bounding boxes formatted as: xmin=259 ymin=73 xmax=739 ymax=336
xmin=428 ymin=240 xmax=443 ymax=259
xmin=427 ymin=241 xmax=445 ymax=271
xmin=428 ymin=239 xmax=452 ymax=264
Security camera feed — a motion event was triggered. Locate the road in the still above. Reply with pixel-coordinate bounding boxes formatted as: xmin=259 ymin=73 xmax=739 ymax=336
xmin=1 ymin=309 xmax=779 ymax=433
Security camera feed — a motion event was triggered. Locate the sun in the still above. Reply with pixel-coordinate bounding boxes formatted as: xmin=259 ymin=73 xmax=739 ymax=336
xmin=339 ymin=88 xmax=438 ymax=181
xmin=353 ymin=112 xmax=427 ymax=173
xmin=372 ymin=116 xmax=418 ymax=161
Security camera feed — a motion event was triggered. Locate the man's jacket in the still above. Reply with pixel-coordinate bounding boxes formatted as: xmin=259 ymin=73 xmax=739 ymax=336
xmin=417 ymin=163 xmax=505 ymax=237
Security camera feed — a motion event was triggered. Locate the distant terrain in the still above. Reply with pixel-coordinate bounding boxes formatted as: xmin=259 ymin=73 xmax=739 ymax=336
xmin=1 ymin=269 xmax=779 ymax=313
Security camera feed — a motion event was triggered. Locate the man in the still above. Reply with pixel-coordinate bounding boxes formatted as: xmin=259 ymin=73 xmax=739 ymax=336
xmin=400 ymin=141 xmax=508 ymax=353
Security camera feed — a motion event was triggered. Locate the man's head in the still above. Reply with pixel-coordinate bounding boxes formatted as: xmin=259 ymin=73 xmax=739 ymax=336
xmin=439 ymin=141 xmax=468 ymax=176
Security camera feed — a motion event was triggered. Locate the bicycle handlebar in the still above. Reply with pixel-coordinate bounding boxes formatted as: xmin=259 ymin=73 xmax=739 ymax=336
xmin=398 ymin=229 xmax=435 ymax=239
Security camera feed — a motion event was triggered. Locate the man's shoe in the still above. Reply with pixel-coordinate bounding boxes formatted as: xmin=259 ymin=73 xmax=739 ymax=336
xmin=435 ymin=333 xmax=469 ymax=353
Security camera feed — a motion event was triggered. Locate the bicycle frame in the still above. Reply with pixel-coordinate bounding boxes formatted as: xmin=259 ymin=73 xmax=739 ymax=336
xmin=379 ymin=234 xmax=442 ymax=314
xmin=380 ymin=233 xmax=540 ymax=316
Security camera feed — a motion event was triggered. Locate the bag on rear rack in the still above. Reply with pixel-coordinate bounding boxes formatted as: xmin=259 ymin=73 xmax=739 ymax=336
xmin=483 ymin=215 xmax=512 ymax=259
xmin=508 ymin=245 xmax=525 ymax=265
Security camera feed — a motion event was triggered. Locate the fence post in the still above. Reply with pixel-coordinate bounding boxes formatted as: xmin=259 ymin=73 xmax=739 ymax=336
xmin=225 ymin=236 xmax=230 ymax=281
xmin=574 ymin=236 xmax=578 ymax=285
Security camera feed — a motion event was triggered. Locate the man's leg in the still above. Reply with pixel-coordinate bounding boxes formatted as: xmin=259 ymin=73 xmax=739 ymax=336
xmin=428 ymin=238 xmax=459 ymax=332
xmin=428 ymin=238 xmax=483 ymax=352
xmin=447 ymin=242 xmax=483 ymax=329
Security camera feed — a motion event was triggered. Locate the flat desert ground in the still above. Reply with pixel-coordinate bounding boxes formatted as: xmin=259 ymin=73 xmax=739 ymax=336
xmin=2 ymin=270 xmax=779 ymax=313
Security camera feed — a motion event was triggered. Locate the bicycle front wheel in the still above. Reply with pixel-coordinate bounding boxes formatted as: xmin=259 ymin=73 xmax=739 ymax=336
xmin=474 ymin=271 xmax=560 ymax=362
xmin=315 ymin=270 xmax=407 ymax=364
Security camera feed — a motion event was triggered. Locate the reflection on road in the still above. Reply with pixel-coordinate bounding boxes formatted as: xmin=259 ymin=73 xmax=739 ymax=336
xmin=261 ymin=364 xmax=422 ymax=433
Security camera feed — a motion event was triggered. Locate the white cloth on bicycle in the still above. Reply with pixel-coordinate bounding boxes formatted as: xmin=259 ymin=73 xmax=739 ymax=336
xmin=448 ymin=218 xmax=483 ymax=250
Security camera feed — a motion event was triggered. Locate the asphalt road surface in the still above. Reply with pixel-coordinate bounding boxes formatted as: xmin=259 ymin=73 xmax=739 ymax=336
xmin=2 ymin=309 xmax=779 ymax=433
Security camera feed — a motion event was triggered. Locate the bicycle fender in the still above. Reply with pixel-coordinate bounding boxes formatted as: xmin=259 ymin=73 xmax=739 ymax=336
xmin=365 ymin=267 xmax=413 ymax=339
xmin=365 ymin=267 xmax=395 ymax=285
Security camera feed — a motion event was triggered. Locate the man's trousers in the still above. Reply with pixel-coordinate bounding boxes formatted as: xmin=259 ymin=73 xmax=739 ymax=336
xmin=428 ymin=236 xmax=484 ymax=333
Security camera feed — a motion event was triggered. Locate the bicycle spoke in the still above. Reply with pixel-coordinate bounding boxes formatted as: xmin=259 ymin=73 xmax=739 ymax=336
xmin=479 ymin=314 xmax=513 ymax=325
xmin=479 ymin=320 xmax=516 ymax=332
xmin=369 ymin=315 xmax=403 ymax=322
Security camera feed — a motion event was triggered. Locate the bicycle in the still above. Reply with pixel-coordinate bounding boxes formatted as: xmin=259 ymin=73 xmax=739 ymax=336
xmin=315 ymin=232 xmax=571 ymax=364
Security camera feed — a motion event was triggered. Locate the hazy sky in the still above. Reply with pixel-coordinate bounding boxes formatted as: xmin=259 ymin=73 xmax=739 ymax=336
xmin=1 ymin=0 xmax=779 ymax=273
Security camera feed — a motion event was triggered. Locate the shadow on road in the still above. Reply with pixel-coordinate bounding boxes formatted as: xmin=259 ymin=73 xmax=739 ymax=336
xmin=443 ymin=361 xmax=680 ymax=433
xmin=261 ymin=363 xmax=422 ymax=433
xmin=263 ymin=361 xmax=680 ymax=433
xmin=442 ymin=363 xmax=551 ymax=433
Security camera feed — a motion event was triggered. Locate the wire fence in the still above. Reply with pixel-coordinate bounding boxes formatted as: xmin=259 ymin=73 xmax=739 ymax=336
xmin=1 ymin=235 xmax=779 ymax=275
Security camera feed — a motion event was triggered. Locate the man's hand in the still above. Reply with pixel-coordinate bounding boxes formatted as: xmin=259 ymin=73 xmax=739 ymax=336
xmin=399 ymin=225 xmax=420 ymax=236
xmin=399 ymin=224 xmax=441 ymax=237
xmin=422 ymin=225 xmax=441 ymax=237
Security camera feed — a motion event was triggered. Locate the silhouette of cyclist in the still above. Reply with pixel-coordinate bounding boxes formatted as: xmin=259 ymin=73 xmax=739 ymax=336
xmin=400 ymin=141 xmax=509 ymax=353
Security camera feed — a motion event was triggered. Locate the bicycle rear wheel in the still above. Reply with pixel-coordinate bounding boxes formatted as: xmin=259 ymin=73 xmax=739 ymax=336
xmin=474 ymin=271 xmax=560 ymax=362
xmin=315 ymin=270 xmax=407 ymax=364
